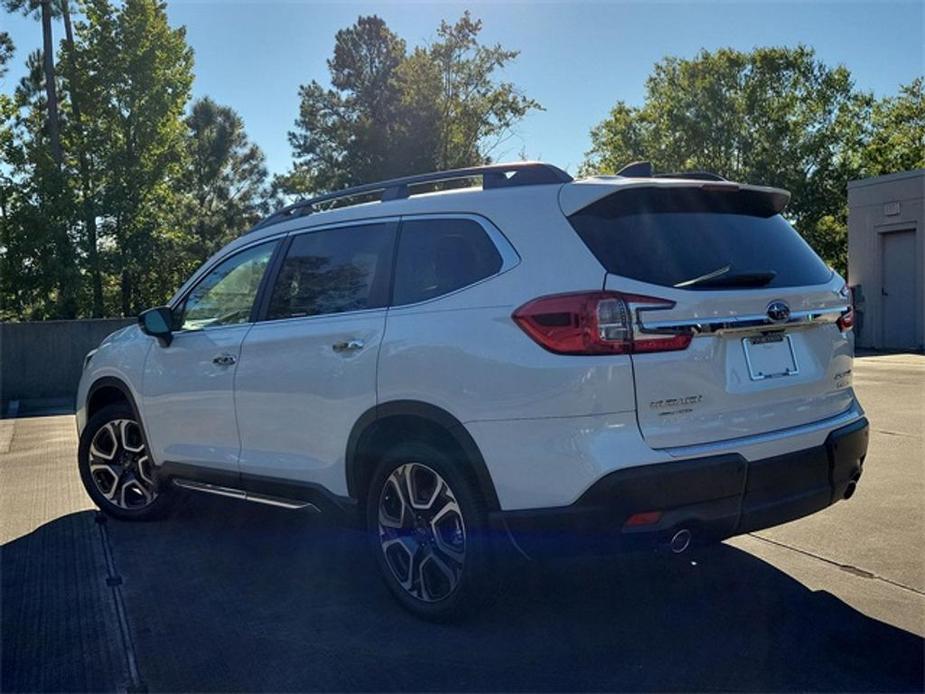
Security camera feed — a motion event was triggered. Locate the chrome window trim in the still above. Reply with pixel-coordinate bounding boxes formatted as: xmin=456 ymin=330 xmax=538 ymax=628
xmin=255 ymin=305 xmax=388 ymax=328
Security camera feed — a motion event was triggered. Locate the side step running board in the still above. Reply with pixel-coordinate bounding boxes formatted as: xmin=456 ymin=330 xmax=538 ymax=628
xmin=172 ymin=478 xmax=321 ymax=512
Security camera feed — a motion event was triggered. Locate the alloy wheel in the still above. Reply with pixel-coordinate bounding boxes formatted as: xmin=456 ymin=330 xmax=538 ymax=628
xmin=377 ymin=462 xmax=467 ymax=603
xmin=88 ymin=419 xmax=158 ymax=510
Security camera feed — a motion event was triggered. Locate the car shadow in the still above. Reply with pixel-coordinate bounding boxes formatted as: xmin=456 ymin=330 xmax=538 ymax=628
xmin=3 ymin=493 xmax=923 ymax=692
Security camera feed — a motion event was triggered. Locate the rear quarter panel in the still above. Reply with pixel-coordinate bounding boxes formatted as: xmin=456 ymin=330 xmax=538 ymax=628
xmin=378 ymin=192 xmax=637 ymax=423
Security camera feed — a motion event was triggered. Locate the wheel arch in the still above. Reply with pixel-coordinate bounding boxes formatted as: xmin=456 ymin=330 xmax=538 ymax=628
xmin=83 ymin=376 xmax=167 ymax=474
xmin=346 ymin=401 xmax=500 ymax=511
xmin=86 ymin=376 xmax=141 ymax=422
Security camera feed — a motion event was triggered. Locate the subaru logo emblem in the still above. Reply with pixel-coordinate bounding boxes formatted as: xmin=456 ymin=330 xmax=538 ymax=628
xmin=766 ymin=300 xmax=791 ymax=323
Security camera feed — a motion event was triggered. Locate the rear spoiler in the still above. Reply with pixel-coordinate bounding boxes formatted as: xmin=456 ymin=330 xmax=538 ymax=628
xmin=559 ymin=178 xmax=791 ymax=217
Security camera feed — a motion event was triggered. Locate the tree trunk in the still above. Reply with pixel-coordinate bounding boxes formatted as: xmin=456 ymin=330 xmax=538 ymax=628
xmin=61 ymin=0 xmax=104 ymax=316
xmin=121 ymin=270 xmax=131 ymax=317
xmin=40 ymin=0 xmax=62 ymax=167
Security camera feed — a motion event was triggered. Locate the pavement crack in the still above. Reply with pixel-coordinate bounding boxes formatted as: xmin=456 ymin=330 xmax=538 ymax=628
xmin=874 ymin=429 xmax=914 ymax=438
xmin=747 ymin=533 xmax=925 ymax=597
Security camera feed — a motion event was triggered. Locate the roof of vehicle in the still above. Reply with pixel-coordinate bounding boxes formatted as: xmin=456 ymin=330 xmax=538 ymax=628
xmin=231 ymin=160 xmax=790 ymax=250
xmin=170 ymin=161 xmax=792 ymax=307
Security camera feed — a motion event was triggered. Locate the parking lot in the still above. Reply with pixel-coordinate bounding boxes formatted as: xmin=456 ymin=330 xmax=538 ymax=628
xmin=1 ymin=354 xmax=923 ymax=692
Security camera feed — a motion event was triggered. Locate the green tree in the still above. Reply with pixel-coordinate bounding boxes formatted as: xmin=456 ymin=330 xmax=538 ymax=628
xmin=1 ymin=49 xmax=77 ymax=318
xmin=58 ymin=0 xmax=105 ymax=315
xmin=417 ymin=12 xmax=541 ymax=170
xmin=282 ymin=15 xmax=409 ymax=194
xmin=181 ymin=96 xmax=269 ymax=262
xmin=72 ymin=0 xmax=194 ymax=314
xmin=582 ymin=46 xmax=873 ymax=274
xmin=282 ymin=12 xmax=541 ymax=196
xmin=863 ymin=77 xmax=925 ymax=176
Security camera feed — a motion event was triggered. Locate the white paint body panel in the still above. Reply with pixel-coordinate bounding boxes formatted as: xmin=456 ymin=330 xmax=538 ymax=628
xmin=76 ymin=324 xmax=151 ymax=435
xmin=141 ymin=325 xmax=249 ymax=470
xmin=234 ymin=310 xmax=385 ymax=496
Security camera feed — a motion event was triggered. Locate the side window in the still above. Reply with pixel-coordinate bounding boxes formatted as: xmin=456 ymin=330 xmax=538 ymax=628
xmin=392 ymin=218 xmax=503 ymax=306
xmin=266 ymin=223 xmax=395 ymax=320
xmin=179 ymin=241 xmax=276 ymax=330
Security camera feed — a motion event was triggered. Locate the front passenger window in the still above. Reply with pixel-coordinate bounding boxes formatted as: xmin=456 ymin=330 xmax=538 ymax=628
xmin=179 ymin=241 xmax=276 ymax=330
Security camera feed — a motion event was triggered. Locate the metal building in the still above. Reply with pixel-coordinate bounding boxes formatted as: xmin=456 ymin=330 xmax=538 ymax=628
xmin=848 ymin=169 xmax=925 ymax=351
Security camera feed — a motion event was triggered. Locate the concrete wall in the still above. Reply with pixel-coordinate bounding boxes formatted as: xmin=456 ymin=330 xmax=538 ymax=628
xmin=848 ymin=170 xmax=925 ymax=351
xmin=0 ymin=318 xmax=134 ymax=404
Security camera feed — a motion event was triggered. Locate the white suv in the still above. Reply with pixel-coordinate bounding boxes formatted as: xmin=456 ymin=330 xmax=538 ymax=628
xmin=76 ymin=161 xmax=869 ymax=619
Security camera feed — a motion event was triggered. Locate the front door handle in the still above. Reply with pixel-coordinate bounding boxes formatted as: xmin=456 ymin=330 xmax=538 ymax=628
xmin=212 ymin=353 xmax=237 ymax=366
xmin=332 ymin=339 xmax=365 ymax=353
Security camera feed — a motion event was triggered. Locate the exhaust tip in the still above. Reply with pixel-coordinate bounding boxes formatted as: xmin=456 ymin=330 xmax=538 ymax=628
xmin=669 ymin=528 xmax=692 ymax=554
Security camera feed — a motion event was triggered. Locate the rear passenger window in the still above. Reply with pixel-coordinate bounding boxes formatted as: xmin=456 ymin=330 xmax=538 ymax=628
xmin=393 ymin=218 xmax=503 ymax=306
xmin=266 ymin=223 xmax=395 ymax=320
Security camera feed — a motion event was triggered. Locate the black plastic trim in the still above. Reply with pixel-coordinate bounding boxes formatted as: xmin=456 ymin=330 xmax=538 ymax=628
xmin=86 ymin=377 xmax=142 ymax=423
xmin=345 ymin=400 xmax=500 ymax=511
xmin=492 ymin=417 xmax=869 ymax=557
xmin=251 ymin=235 xmax=291 ymax=323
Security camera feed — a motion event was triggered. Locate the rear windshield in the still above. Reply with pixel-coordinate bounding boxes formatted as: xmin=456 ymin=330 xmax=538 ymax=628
xmin=568 ymin=187 xmax=833 ymax=289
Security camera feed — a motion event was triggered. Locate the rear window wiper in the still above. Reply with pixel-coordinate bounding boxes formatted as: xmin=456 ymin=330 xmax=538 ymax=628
xmin=674 ymin=266 xmax=777 ymax=289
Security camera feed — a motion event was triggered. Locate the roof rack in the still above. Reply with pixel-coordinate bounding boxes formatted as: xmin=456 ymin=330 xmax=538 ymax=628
xmin=249 ymin=161 xmax=573 ymax=233
xmin=615 ymin=160 xmax=727 ymax=182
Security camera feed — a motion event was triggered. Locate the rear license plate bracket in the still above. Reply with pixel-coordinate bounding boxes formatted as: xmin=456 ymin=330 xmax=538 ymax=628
xmin=742 ymin=333 xmax=798 ymax=381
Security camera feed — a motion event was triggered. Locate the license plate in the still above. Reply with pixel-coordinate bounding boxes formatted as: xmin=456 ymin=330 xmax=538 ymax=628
xmin=742 ymin=334 xmax=798 ymax=381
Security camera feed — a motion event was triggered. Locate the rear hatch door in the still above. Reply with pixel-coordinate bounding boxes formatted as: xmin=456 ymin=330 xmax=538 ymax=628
xmin=567 ymin=181 xmax=855 ymax=449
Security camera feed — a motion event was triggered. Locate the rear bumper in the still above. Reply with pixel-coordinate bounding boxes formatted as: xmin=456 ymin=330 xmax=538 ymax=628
xmin=491 ymin=417 xmax=869 ymax=557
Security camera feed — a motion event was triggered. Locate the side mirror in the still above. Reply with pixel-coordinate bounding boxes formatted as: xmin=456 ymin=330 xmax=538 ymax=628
xmin=138 ymin=306 xmax=175 ymax=346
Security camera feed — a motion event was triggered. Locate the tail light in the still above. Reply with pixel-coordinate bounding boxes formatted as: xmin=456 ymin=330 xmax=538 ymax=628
xmin=837 ymin=285 xmax=855 ymax=332
xmin=512 ymin=291 xmax=692 ymax=355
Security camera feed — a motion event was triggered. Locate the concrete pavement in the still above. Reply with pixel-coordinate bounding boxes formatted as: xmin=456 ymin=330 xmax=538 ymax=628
xmin=1 ymin=355 xmax=923 ymax=691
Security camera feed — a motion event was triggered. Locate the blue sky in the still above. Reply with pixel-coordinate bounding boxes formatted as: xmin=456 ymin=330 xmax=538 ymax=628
xmin=3 ymin=1 xmax=923 ymax=178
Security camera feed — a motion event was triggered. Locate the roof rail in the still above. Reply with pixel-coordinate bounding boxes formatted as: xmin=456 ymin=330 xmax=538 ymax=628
xmin=249 ymin=161 xmax=573 ymax=233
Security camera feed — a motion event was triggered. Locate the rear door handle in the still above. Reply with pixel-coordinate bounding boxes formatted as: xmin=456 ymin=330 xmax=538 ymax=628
xmin=332 ymin=339 xmax=365 ymax=353
xmin=212 ymin=353 xmax=237 ymax=366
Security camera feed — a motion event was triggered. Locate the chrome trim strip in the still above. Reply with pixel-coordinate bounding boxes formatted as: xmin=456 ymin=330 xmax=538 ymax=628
xmin=641 ymin=306 xmax=846 ymax=335
xmin=173 ymin=478 xmax=245 ymax=499
xmin=246 ymin=492 xmax=321 ymax=512
xmin=172 ymin=478 xmax=320 ymax=511
xmin=660 ymin=403 xmax=863 ymax=458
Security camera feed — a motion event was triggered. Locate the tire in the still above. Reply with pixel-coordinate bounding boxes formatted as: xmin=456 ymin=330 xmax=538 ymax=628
xmin=366 ymin=440 xmax=496 ymax=620
xmin=78 ymin=402 xmax=172 ymax=521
